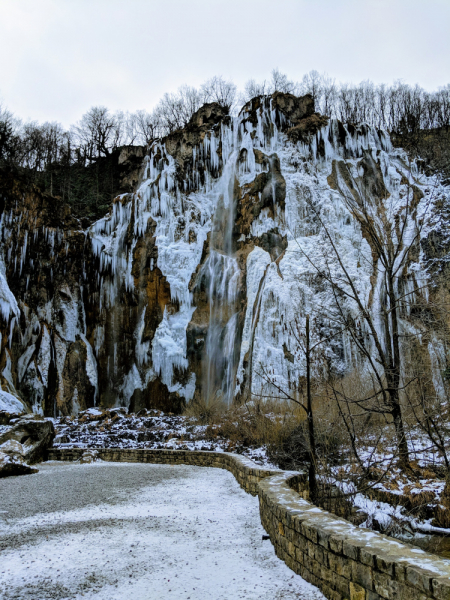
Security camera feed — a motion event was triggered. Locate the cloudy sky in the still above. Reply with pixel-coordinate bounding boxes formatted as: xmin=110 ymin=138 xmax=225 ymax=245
xmin=0 ymin=0 xmax=448 ymax=127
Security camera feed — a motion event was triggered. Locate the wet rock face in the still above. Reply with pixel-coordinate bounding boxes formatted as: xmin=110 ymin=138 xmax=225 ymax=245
xmin=164 ymin=102 xmax=229 ymax=187
xmin=271 ymin=91 xmax=314 ymax=124
xmin=286 ymin=113 xmax=329 ymax=144
xmin=117 ymin=145 xmax=146 ymax=193
xmin=236 ymin=150 xmax=286 ymax=238
xmin=0 ymin=172 xmax=97 ymax=416
xmin=0 ymin=93 xmax=448 ymax=415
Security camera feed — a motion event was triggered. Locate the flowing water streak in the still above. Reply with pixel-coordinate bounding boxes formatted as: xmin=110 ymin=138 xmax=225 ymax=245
xmin=203 ymin=129 xmax=241 ymax=404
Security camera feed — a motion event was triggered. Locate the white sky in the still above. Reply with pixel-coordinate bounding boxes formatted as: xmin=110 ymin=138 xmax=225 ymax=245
xmin=0 ymin=0 xmax=449 ymax=127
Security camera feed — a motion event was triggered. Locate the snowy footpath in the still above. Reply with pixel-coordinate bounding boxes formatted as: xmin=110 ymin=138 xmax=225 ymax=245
xmin=0 ymin=462 xmax=324 ymax=600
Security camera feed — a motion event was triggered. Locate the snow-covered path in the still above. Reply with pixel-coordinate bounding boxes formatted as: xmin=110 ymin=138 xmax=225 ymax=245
xmin=0 ymin=462 xmax=324 ymax=600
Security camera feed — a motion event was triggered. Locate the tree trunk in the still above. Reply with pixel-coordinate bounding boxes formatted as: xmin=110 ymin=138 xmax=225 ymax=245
xmin=387 ymin=269 xmax=410 ymax=468
xmin=306 ymin=315 xmax=318 ymax=502
xmin=390 ymin=396 xmax=409 ymax=468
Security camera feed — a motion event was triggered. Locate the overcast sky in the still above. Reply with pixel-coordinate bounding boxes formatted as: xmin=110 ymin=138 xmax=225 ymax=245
xmin=0 ymin=0 xmax=449 ymax=127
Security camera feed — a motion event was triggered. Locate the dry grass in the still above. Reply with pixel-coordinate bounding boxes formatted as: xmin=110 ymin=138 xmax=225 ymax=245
xmin=184 ymin=396 xmax=306 ymax=455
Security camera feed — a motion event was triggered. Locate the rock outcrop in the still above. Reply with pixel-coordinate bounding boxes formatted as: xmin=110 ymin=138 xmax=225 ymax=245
xmin=0 ymin=415 xmax=55 ymax=464
xmin=0 ymin=451 xmax=39 ymax=477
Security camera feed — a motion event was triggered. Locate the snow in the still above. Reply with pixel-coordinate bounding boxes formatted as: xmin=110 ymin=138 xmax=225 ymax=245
xmin=0 ymin=462 xmax=324 ymax=600
xmin=0 ymin=390 xmax=26 ymax=413
xmin=52 ymin=410 xmax=277 ymax=467
xmin=84 ymin=407 xmax=104 ymax=416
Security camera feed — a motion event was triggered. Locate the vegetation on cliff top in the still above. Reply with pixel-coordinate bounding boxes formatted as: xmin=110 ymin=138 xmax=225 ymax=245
xmin=0 ymin=70 xmax=449 ymax=221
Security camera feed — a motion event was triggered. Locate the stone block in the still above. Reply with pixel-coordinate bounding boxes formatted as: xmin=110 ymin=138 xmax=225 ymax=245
xmin=349 ymin=581 xmax=365 ymax=600
xmin=285 ymin=554 xmax=298 ymax=574
xmin=374 ymin=552 xmax=395 ymax=577
xmin=310 ymin=557 xmax=322 ymax=578
xmin=306 ymin=569 xmax=320 ymax=588
xmin=294 ymin=533 xmax=308 ymax=552
xmin=317 ymin=526 xmax=331 ymax=550
xmin=374 ymin=573 xmax=430 ymax=600
xmin=328 ymin=552 xmax=352 ymax=579
xmin=329 ymin=534 xmax=346 ymax=554
xmin=433 ymin=577 xmax=450 ymax=600
xmin=315 ymin=544 xmax=327 ymax=566
xmin=406 ymin=566 xmax=434 ymax=594
xmin=343 ymin=539 xmax=360 ymax=561
xmin=352 ymin=560 xmax=373 ymax=591
xmin=321 ymin=581 xmax=344 ymax=600
xmin=373 ymin=569 xmax=392 ymax=598
xmin=285 ymin=526 xmax=295 ymax=542
xmin=359 ymin=545 xmax=377 ymax=568
xmin=292 ymin=514 xmax=303 ymax=533
xmin=295 ymin=547 xmax=304 ymax=564
xmin=331 ymin=571 xmax=350 ymax=597
xmin=320 ymin=563 xmax=334 ymax=584
xmin=365 ymin=591 xmax=382 ymax=600
xmin=304 ymin=554 xmax=313 ymax=573
xmin=301 ymin=521 xmax=319 ymax=544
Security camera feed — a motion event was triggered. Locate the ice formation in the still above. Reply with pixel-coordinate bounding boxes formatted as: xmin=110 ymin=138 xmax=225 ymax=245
xmin=0 ymin=94 xmax=448 ymax=415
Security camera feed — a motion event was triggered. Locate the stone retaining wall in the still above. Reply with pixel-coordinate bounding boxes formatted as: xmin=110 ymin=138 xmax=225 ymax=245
xmin=260 ymin=472 xmax=450 ymax=600
xmin=47 ymin=448 xmax=280 ymax=495
xmin=48 ymin=448 xmax=450 ymax=600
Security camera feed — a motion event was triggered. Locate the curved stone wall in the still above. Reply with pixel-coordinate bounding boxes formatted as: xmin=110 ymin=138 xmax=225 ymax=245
xmin=47 ymin=447 xmax=280 ymax=495
xmin=48 ymin=448 xmax=450 ymax=600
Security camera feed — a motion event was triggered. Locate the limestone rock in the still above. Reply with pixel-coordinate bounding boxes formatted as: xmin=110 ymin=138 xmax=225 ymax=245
xmin=164 ymin=102 xmax=229 ymax=186
xmin=0 ymin=415 xmax=55 ymax=464
xmin=79 ymin=449 xmax=99 ymax=464
xmin=286 ymin=113 xmax=329 ymax=143
xmin=0 ymin=452 xmax=38 ymax=477
xmin=0 ymin=439 xmax=25 ymax=456
xmin=0 ymin=410 xmax=25 ymax=426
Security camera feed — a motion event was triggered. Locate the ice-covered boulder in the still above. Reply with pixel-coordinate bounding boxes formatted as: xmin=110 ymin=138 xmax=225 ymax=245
xmin=0 ymin=439 xmax=25 ymax=456
xmin=0 ymin=414 xmax=55 ymax=464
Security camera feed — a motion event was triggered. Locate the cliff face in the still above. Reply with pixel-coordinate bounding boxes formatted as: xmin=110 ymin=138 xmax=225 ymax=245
xmin=0 ymin=94 xmax=448 ymax=416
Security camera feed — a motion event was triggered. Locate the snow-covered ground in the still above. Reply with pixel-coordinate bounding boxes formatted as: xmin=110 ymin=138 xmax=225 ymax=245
xmin=0 ymin=462 xmax=324 ymax=600
xmin=52 ymin=409 xmax=275 ymax=466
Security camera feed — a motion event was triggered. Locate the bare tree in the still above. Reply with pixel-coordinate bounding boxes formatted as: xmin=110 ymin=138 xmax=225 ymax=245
xmin=294 ymin=164 xmax=440 ymax=469
xmin=240 ymin=69 xmax=297 ymax=105
xmin=128 ymin=110 xmax=160 ymax=146
xmin=154 ymin=85 xmax=203 ymax=135
xmin=255 ymin=313 xmax=344 ymax=501
xmin=201 ymin=76 xmax=237 ymax=111
xmin=319 ymin=74 xmax=337 ymax=117
xmin=270 ymin=68 xmax=297 ymax=94
xmin=0 ymin=104 xmax=21 ymax=164
xmin=73 ymin=106 xmax=124 ymax=162
xmin=299 ymin=70 xmax=323 ymax=107
xmin=240 ymin=78 xmax=269 ymax=104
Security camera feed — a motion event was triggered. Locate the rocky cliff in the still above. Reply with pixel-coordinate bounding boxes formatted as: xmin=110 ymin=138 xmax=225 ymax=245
xmin=0 ymin=93 xmax=448 ymax=416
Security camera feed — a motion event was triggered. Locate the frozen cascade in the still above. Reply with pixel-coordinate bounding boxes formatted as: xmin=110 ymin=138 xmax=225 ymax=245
xmin=0 ymin=93 xmax=448 ymax=415
xmin=201 ymin=123 xmax=244 ymax=405
xmin=203 ymin=250 xmax=240 ymax=404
